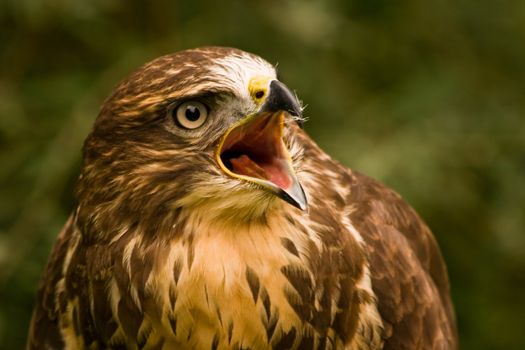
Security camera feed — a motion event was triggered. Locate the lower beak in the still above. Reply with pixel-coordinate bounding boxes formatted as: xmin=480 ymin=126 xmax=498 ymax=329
xmin=216 ymin=111 xmax=307 ymax=210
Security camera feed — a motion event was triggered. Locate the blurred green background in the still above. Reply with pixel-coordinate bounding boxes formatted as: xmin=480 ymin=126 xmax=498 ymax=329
xmin=1 ymin=0 xmax=524 ymax=349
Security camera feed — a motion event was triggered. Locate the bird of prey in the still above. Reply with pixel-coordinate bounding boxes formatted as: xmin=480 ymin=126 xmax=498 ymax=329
xmin=27 ymin=47 xmax=457 ymax=350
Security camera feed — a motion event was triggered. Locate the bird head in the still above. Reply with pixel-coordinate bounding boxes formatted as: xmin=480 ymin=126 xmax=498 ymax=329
xmin=77 ymin=47 xmax=308 ymax=234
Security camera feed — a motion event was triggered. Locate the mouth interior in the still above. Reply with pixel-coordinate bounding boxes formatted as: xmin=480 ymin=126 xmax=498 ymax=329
xmin=219 ymin=112 xmax=292 ymax=190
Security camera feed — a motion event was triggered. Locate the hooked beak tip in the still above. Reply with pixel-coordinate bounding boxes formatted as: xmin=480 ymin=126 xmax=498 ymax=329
xmin=280 ymin=180 xmax=308 ymax=211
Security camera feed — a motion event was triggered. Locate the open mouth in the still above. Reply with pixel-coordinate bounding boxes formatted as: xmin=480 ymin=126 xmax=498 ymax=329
xmin=218 ymin=111 xmax=291 ymax=190
xmin=216 ymin=111 xmax=307 ymax=210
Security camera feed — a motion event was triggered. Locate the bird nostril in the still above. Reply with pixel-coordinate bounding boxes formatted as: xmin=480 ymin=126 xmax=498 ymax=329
xmin=255 ymin=90 xmax=265 ymax=99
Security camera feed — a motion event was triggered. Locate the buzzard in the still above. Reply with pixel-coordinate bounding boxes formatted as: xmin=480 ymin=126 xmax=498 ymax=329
xmin=27 ymin=47 xmax=457 ymax=349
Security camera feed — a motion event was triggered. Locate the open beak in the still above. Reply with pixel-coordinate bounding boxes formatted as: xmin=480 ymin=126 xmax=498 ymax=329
xmin=216 ymin=109 xmax=307 ymax=210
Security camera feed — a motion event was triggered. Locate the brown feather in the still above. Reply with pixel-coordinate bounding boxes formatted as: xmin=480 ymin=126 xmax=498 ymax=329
xmin=26 ymin=216 xmax=74 ymax=350
xmin=347 ymin=172 xmax=458 ymax=349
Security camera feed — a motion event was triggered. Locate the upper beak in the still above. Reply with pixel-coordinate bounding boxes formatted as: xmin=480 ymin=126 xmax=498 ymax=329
xmin=216 ymin=81 xmax=307 ymax=210
xmin=260 ymin=80 xmax=303 ymax=121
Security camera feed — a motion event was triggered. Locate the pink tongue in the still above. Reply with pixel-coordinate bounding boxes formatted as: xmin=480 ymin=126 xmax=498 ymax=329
xmin=230 ymin=155 xmax=291 ymax=189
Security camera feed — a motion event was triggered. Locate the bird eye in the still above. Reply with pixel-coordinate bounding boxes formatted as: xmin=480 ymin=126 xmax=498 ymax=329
xmin=174 ymin=101 xmax=208 ymax=129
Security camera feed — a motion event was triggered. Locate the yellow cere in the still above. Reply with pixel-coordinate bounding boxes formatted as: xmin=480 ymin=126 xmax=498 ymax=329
xmin=248 ymin=76 xmax=271 ymax=104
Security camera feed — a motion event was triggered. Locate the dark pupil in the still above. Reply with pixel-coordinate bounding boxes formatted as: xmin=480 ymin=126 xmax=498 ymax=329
xmin=185 ymin=106 xmax=201 ymax=121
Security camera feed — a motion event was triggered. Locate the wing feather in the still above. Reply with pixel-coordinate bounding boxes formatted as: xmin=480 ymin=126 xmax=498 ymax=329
xmin=347 ymin=171 xmax=458 ymax=349
xmin=26 ymin=215 xmax=75 ymax=350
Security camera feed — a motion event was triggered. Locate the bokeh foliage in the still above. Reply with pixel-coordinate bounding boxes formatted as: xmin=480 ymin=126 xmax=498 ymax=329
xmin=1 ymin=0 xmax=524 ymax=348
